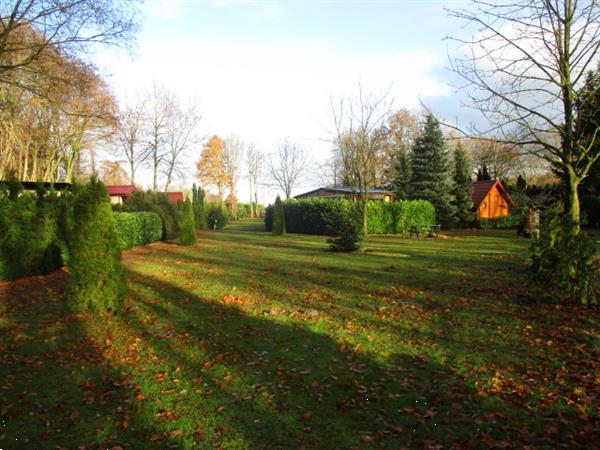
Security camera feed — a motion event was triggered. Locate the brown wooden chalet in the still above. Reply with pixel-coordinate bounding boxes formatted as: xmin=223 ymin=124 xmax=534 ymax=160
xmin=295 ymin=186 xmax=395 ymax=202
xmin=472 ymin=179 xmax=512 ymax=219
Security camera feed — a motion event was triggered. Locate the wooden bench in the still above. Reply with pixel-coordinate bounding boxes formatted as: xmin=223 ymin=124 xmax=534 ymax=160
xmin=409 ymin=224 xmax=441 ymax=239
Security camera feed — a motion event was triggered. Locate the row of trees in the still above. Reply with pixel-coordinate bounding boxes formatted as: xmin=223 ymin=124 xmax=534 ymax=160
xmin=0 ymin=0 xmax=140 ymax=184
xmin=195 ymin=135 xmax=310 ymax=217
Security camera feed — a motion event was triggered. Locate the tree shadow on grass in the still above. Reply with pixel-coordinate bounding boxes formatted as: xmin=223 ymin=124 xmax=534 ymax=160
xmin=119 ymin=270 xmax=585 ymax=449
xmin=0 ymin=270 xmax=179 ymax=449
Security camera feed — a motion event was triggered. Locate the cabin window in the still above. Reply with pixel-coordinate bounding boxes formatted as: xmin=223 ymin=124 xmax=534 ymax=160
xmin=482 ymin=201 xmax=487 ymax=209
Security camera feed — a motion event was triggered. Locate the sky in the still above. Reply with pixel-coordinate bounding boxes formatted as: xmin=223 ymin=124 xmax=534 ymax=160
xmin=95 ymin=0 xmax=476 ymax=201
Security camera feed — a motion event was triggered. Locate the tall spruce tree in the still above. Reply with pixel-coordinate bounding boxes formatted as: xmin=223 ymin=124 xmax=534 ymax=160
xmin=452 ymin=144 xmax=474 ymax=227
xmin=409 ymin=114 xmax=456 ymax=227
xmin=192 ymin=183 xmax=208 ymax=230
xmin=392 ymin=149 xmax=411 ymax=200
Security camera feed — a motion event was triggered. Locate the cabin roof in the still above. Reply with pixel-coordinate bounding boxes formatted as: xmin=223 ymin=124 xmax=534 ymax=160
xmin=295 ymin=186 xmax=394 ymax=198
xmin=105 ymin=185 xmax=136 ymax=197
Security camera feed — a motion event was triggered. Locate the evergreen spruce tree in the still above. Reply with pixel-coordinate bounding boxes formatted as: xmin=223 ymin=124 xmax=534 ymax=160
xmin=452 ymin=144 xmax=474 ymax=227
xmin=192 ymin=184 xmax=208 ymax=230
xmin=272 ymin=196 xmax=286 ymax=235
xmin=392 ymin=149 xmax=411 ymax=200
xmin=180 ymin=197 xmax=197 ymax=245
xmin=409 ymin=114 xmax=456 ymax=227
xmin=66 ymin=178 xmax=126 ymax=312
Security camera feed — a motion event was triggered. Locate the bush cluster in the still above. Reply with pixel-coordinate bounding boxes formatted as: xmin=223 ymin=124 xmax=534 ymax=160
xmin=113 ymin=212 xmax=163 ymax=250
xmin=529 ymin=205 xmax=598 ymax=305
xmin=122 ymin=191 xmax=181 ymax=239
xmin=265 ymin=198 xmax=436 ymax=235
xmin=0 ymin=185 xmax=68 ymax=280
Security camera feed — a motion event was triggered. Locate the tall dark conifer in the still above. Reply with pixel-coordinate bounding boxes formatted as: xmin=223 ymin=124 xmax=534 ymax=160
xmin=452 ymin=143 xmax=474 ymax=227
xmin=392 ymin=149 xmax=411 ymax=200
xmin=409 ymin=114 xmax=456 ymax=227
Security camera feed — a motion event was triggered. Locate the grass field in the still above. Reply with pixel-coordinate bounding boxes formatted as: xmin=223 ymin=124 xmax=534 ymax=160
xmin=1 ymin=220 xmax=599 ymax=449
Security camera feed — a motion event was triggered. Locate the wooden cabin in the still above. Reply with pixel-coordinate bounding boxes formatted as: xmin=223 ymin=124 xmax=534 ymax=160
xmin=472 ymin=180 xmax=512 ymax=219
xmin=106 ymin=185 xmax=136 ymax=205
xmin=295 ymin=186 xmax=395 ymax=202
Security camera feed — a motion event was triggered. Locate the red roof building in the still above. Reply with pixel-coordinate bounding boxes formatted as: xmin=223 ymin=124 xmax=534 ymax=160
xmin=472 ymin=180 xmax=512 ymax=219
xmin=166 ymin=192 xmax=184 ymax=204
xmin=106 ymin=185 xmax=136 ymax=204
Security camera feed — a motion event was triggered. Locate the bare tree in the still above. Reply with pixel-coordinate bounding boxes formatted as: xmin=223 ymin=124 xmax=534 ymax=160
xmin=246 ymin=143 xmax=263 ymax=218
xmin=447 ymin=0 xmax=600 ymax=234
xmin=144 ymin=85 xmax=174 ymax=191
xmin=163 ymin=102 xmax=201 ymax=191
xmin=330 ymin=87 xmax=392 ymax=237
xmin=268 ymin=139 xmax=309 ymax=199
xmin=223 ymin=134 xmax=244 ymax=200
xmin=0 ymin=1 xmax=139 ymax=94
xmin=114 ymin=100 xmax=147 ymax=185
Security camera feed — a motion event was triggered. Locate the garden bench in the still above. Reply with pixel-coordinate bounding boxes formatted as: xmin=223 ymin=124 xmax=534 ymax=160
xmin=409 ymin=224 xmax=441 ymax=239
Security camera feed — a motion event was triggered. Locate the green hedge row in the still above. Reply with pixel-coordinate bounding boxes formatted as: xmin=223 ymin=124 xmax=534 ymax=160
xmin=478 ymin=215 xmax=520 ymax=229
xmin=113 ymin=212 xmax=163 ymax=250
xmin=0 ymin=189 xmax=67 ymax=281
xmin=265 ymin=198 xmax=436 ymax=235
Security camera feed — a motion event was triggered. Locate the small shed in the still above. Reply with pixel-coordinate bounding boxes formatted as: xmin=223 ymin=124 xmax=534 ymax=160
xmin=472 ymin=180 xmax=512 ymax=219
xmin=106 ymin=185 xmax=136 ymax=205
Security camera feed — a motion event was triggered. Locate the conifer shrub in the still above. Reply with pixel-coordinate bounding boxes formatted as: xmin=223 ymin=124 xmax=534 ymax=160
xmin=0 ymin=186 xmax=65 ymax=280
xmin=113 ymin=212 xmax=163 ymax=249
xmin=180 ymin=198 xmax=197 ymax=245
xmin=206 ymin=203 xmax=229 ymax=230
xmin=272 ymin=196 xmax=286 ymax=235
xmin=192 ymin=184 xmax=208 ymax=230
xmin=66 ymin=179 xmax=126 ymax=312
xmin=323 ymin=200 xmax=363 ymax=251
xmin=529 ymin=204 xmax=598 ymax=305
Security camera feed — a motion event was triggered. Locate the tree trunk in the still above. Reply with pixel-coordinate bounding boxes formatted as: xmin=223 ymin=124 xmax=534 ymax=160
xmin=566 ymin=165 xmax=581 ymax=236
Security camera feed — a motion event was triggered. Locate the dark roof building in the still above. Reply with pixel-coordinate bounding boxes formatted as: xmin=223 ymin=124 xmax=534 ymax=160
xmin=295 ymin=186 xmax=395 ymax=202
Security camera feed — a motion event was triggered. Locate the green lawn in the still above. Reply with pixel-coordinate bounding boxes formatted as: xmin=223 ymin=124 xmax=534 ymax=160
xmin=1 ymin=220 xmax=599 ymax=449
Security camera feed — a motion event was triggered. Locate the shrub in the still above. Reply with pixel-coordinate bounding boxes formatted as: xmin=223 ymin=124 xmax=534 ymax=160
xmin=272 ymin=196 xmax=286 ymax=235
xmin=478 ymin=215 xmax=520 ymax=229
xmin=206 ymin=203 xmax=229 ymax=230
xmin=66 ymin=179 xmax=126 ymax=312
xmin=529 ymin=204 xmax=598 ymax=305
xmin=180 ymin=198 xmax=197 ymax=245
xmin=324 ymin=200 xmax=363 ymax=251
xmin=113 ymin=212 xmax=163 ymax=250
xmin=122 ymin=191 xmax=181 ymax=239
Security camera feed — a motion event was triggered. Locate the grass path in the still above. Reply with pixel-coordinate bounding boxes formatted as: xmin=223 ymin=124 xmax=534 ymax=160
xmin=1 ymin=220 xmax=598 ymax=449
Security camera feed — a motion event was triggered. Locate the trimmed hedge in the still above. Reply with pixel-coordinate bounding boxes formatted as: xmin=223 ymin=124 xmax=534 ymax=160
xmin=113 ymin=212 xmax=163 ymax=250
xmin=265 ymin=198 xmax=436 ymax=235
xmin=0 ymin=187 xmax=68 ymax=281
xmin=478 ymin=215 xmax=519 ymax=229
xmin=122 ymin=191 xmax=181 ymax=240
